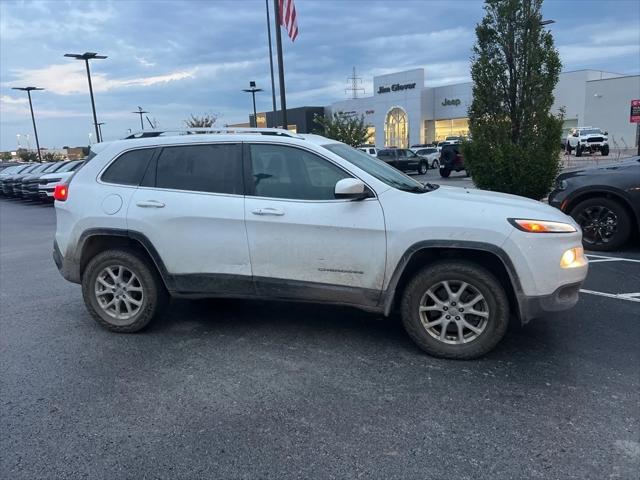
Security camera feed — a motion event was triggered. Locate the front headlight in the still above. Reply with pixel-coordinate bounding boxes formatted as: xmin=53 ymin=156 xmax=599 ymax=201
xmin=555 ymin=179 xmax=568 ymax=191
xmin=560 ymin=247 xmax=587 ymax=268
xmin=508 ymin=218 xmax=577 ymax=233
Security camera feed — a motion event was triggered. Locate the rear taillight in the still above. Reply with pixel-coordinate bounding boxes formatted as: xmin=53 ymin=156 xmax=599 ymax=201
xmin=53 ymin=184 xmax=68 ymax=201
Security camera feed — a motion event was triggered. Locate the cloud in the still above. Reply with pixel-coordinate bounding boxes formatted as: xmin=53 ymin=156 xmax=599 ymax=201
xmin=4 ymin=63 xmax=196 ymax=95
xmin=0 ymin=95 xmax=28 ymax=105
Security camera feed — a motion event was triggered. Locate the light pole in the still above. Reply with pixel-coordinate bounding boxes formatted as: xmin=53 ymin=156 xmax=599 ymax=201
xmin=132 ymin=106 xmax=149 ymax=130
xmin=96 ymin=122 xmax=105 ymax=140
xmin=64 ymin=52 xmax=107 ymax=142
xmin=11 ymin=86 xmax=44 ymax=161
xmin=242 ymin=81 xmax=263 ymax=128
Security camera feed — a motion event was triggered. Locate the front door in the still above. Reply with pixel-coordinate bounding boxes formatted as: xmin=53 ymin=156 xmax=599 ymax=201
xmin=243 ymin=143 xmax=387 ymax=307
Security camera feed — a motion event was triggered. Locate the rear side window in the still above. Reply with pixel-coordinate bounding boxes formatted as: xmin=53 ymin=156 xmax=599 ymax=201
xmin=102 ymin=148 xmax=155 ymax=186
xmin=155 ymin=143 xmax=242 ymax=194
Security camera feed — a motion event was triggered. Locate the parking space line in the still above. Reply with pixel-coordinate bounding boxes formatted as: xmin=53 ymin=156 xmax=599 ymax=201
xmin=580 ymin=289 xmax=640 ymax=303
xmin=586 ymin=254 xmax=640 ymax=263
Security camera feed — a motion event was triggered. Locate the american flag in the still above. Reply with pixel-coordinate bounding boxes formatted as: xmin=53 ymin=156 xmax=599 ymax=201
xmin=279 ymin=0 xmax=299 ymax=42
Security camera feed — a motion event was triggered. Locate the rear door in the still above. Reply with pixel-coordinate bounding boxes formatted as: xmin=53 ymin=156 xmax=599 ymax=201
xmin=127 ymin=142 xmax=253 ymax=294
xmin=243 ymin=143 xmax=386 ymax=306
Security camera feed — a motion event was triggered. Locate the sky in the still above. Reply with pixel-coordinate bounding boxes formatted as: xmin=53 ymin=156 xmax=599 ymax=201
xmin=1 ymin=0 xmax=639 ymax=150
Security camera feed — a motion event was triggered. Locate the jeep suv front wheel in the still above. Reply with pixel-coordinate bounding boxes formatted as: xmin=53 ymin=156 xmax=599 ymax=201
xmin=400 ymin=261 xmax=509 ymax=359
xmin=82 ymin=248 xmax=168 ymax=332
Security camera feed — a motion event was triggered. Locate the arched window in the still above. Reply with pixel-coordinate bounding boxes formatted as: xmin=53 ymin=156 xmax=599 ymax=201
xmin=384 ymin=107 xmax=408 ymax=148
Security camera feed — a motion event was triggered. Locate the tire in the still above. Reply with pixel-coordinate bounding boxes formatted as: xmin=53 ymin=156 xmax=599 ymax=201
xmin=440 ymin=168 xmax=451 ymax=178
xmin=431 ymin=159 xmax=440 ymax=169
xmin=601 ymin=145 xmax=609 ymax=156
xmin=418 ymin=162 xmax=428 ymax=175
xmin=400 ymin=261 xmax=509 ymax=359
xmin=81 ymin=248 xmax=168 ymax=332
xmin=575 ymin=144 xmax=582 ymax=157
xmin=570 ymin=197 xmax=631 ymax=251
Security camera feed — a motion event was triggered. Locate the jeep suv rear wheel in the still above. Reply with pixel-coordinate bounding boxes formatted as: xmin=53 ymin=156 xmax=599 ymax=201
xmin=400 ymin=261 xmax=509 ymax=359
xmin=82 ymin=248 xmax=168 ymax=332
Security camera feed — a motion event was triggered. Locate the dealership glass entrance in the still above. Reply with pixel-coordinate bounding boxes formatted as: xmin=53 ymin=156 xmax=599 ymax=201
xmin=385 ymin=107 xmax=408 ymax=148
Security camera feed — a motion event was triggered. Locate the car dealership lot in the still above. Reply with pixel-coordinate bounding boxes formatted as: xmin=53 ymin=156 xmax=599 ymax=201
xmin=1 ymin=199 xmax=638 ymax=479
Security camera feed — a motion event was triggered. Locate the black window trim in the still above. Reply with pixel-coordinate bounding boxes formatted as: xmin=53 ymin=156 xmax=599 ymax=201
xmin=242 ymin=141 xmax=378 ymax=203
xmin=139 ymin=141 xmax=244 ymax=197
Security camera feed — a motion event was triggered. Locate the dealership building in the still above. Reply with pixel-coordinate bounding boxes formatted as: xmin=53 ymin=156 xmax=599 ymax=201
xmin=326 ymin=68 xmax=640 ymax=149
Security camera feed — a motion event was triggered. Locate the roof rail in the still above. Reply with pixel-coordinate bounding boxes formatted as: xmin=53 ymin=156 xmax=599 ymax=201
xmin=123 ymin=127 xmax=301 ymax=140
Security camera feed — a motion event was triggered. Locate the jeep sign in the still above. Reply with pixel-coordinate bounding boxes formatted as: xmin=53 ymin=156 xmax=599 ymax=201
xmin=441 ymin=98 xmax=462 ymax=107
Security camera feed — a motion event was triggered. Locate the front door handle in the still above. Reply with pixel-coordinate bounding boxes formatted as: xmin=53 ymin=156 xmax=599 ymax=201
xmin=136 ymin=200 xmax=165 ymax=208
xmin=251 ymin=207 xmax=284 ymax=216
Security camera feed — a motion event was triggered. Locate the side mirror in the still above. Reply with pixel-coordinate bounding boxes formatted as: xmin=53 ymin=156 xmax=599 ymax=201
xmin=572 ymin=133 xmax=578 ymax=137
xmin=335 ymin=178 xmax=370 ymax=200
xmin=603 ymin=131 xmax=608 ymax=135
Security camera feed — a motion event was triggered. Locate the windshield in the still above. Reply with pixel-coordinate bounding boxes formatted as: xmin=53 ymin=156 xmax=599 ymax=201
xmin=323 ymin=143 xmax=429 ymax=192
xmin=580 ymin=129 xmax=603 ymax=135
xmin=1 ymin=166 xmax=20 ymax=174
xmin=57 ymin=161 xmax=82 ymax=173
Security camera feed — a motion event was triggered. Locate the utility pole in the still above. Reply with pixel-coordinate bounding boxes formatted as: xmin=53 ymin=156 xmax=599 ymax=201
xmin=265 ymin=0 xmax=278 ymax=127
xmin=11 ymin=86 xmax=44 ymax=161
xmin=64 ymin=52 xmax=107 ymax=142
xmin=132 ymin=106 xmax=149 ymax=130
xmin=273 ymin=0 xmax=288 ymax=129
xmin=345 ymin=67 xmax=365 ymax=99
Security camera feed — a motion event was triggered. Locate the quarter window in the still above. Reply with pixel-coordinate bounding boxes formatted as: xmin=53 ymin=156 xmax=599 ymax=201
xmin=249 ymin=144 xmax=351 ymax=200
xmin=102 ymin=148 xmax=155 ymax=186
xmin=155 ymin=144 xmax=242 ymax=194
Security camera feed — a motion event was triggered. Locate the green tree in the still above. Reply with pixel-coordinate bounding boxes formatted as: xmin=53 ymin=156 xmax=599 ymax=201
xmin=0 ymin=152 xmax=12 ymax=161
xmin=314 ymin=112 xmax=372 ymax=147
xmin=184 ymin=113 xmax=218 ymax=128
xmin=463 ymin=0 xmax=563 ymax=199
xmin=18 ymin=150 xmax=39 ymax=162
xmin=42 ymin=152 xmax=65 ymax=162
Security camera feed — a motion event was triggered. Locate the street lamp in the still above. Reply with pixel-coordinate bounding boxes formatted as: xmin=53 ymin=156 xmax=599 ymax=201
xmin=132 ymin=106 xmax=149 ymax=130
xmin=64 ymin=52 xmax=107 ymax=142
xmin=96 ymin=122 xmax=105 ymax=140
xmin=540 ymin=19 xmax=555 ymax=26
xmin=242 ymin=81 xmax=263 ymax=128
xmin=11 ymin=86 xmax=44 ymax=161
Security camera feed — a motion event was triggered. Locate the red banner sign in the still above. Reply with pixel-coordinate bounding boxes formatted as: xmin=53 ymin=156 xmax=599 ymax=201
xmin=631 ymin=99 xmax=640 ymax=123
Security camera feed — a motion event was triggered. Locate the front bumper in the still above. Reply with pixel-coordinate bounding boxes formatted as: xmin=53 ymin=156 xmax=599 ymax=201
xmin=517 ymin=281 xmax=583 ymax=323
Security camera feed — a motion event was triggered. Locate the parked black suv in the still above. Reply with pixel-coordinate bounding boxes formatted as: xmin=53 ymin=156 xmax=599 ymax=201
xmin=439 ymin=144 xmax=466 ymax=178
xmin=376 ymin=148 xmax=428 ymax=174
xmin=548 ymin=157 xmax=639 ymax=251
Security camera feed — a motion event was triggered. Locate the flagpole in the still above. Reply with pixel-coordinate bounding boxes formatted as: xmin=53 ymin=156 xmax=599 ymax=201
xmin=265 ymin=0 xmax=278 ymax=128
xmin=273 ymin=0 xmax=288 ymax=129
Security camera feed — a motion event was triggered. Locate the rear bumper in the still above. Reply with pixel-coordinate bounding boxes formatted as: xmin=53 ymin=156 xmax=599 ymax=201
xmin=53 ymin=240 xmax=81 ymax=284
xmin=517 ymin=281 xmax=583 ymax=324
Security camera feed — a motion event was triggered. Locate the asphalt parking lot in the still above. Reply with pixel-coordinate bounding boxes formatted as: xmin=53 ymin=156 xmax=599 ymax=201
xmin=1 ymin=198 xmax=638 ymax=479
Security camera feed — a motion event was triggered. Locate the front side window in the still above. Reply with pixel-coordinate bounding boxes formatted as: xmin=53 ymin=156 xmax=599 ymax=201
xmin=155 ymin=143 xmax=242 ymax=194
xmin=102 ymin=148 xmax=156 ymax=186
xmin=249 ymin=144 xmax=350 ymax=200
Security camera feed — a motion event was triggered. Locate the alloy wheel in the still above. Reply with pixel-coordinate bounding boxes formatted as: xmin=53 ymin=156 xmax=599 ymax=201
xmin=576 ymin=205 xmax=618 ymax=246
xmin=418 ymin=280 xmax=489 ymax=345
xmin=94 ymin=265 xmax=144 ymax=322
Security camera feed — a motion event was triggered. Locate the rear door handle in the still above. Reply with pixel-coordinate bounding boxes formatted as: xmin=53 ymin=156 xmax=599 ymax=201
xmin=251 ymin=207 xmax=284 ymax=216
xmin=136 ymin=200 xmax=165 ymax=208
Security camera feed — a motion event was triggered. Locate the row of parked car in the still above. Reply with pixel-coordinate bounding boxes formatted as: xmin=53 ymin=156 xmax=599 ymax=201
xmin=0 ymin=160 xmax=84 ymax=201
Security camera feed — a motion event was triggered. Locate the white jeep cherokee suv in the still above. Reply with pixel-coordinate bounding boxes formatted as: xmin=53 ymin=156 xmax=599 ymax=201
xmin=566 ymin=127 xmax=609 ymax=156
xmin=53 ymin=128 xmax=588 ymax=359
